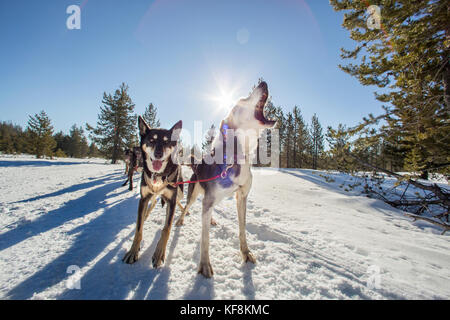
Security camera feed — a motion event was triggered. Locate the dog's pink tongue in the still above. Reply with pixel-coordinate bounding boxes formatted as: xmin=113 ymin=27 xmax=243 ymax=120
xmin=152 ymin=160 xmax=162 ymax=171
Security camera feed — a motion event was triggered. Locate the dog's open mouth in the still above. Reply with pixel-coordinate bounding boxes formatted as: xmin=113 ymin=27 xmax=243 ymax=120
xmin=254 ymin=83 xmax=276 ymax=126
xmin=152 ymin=160 xmax=163 ymax=171
xmin=255 ymin=106 xmax=276 ymax=126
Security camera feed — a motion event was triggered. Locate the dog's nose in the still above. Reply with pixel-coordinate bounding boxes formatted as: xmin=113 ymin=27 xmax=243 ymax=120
xmin=154 ymin=149 xmax=163 ymax=159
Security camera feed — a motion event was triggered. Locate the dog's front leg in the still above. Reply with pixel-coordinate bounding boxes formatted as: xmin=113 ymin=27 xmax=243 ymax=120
xmin=152 ymin=194 xmax=176 ymax=268
xmin=236 ymin=179 xmax=256 ymax=264
xmin=128 ymin=168 xmax=134 ymax=191
xmin=198 ymin=196 xmax=215 ymax=278
xmin=123 ymin=196 xmax=150 ymax=264
xmin=143 ymin=196 xmax=157 ymax=222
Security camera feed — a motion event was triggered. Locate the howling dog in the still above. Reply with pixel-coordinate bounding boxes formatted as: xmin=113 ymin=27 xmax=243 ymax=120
xmin=177 ymin=81 xmax=276 ymax=278
xmin=122 ymin=117 xmax=185 ymax=267
xmin=122 ymin=146 xmax=143 ymax=191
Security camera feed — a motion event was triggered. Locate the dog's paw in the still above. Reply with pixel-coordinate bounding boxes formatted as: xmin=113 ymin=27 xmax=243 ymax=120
xmin=122 ymin=249 xmax=139 ymax=264
xmin=210 ymin=218 xmax=217 ymax=226
xmin=242 ymin=251 xmax=256 ymax=264
xmin=152 ymin=243 xmax=166 ymax=268
xmin=175 ymin=218 xmax=185 ymax=227
xmin=198 ymin=262 xmax=214 ymax=278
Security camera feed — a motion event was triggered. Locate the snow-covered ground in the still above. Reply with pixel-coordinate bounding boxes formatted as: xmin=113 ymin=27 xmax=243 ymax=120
xmin=0 ymin=155 xmax=449 ymax=300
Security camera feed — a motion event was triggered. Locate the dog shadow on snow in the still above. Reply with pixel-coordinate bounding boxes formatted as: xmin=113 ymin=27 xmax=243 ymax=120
xmin=0 ymin=171 xmax=124 ymax=252
xmin=14 ymin=173 xmax=122 ymax=204
xmin=6 ymin=184 xmax=202 ymax=299
xmin=5 ymin=171 xmax=138 ymax=299
xmin=6 ymin=172 xmax=256 ymax=299
xmin=0 ymin=160 xmax=105 ymax=167
xmin=55 ymin=208 xmax=216 ymax=300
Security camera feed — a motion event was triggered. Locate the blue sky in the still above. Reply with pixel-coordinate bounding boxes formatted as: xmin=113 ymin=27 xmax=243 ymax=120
xmin=0 ymin=0 xmax=383 ymax=140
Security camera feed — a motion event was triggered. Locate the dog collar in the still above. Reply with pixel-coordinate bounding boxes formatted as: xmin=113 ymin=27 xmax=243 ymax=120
xmin=147 ymin=166 xmax=179 ymax=186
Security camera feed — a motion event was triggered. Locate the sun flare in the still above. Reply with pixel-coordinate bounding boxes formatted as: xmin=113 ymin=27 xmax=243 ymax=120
xmin=215 ymin=91 xmax=235 ymax=109
xmin=202 ymin=75 xmax=246 ymax=116
xmin=207 ymin=86 xmax=238 ymax=112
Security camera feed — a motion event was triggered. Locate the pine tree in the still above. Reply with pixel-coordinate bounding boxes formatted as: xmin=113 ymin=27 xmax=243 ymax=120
xmin=274 ymin=107 xmax=286 ymax=168
xmin=143 ymin=103 xmax=161 ymax=128
xmin=330 ymin=0 xmax=450 ymax=177
xmin=54 ymin=148 xmax=67 ymax=158
xmin=86 ymin=83 xmax=137 ymax=164
xmin=291 ymin=106 xmax=299 ymax=167
xmin=326 ymin=124 xmax=353 ymax=172
xmin=54 ymin=131 xmax=71 ymax=155
xmin=285 ymin=112 xmax=294 ymax=168
xmin=87 ymin=142 xmax=101 ymax=158
xmin=202 ymin=124 xmax=216 ymax=153
xmin=67 ymin=125 xmax=89 ymax=158
xmin=0 ymin=122 xmax=25 ymax=154
xmin=293 ymin=107 xmax=310 ymax=168
xmin=310 ymin=114 xmax=324 ymax=170
xmin=27 ymin=110 xmax=56 ymax=158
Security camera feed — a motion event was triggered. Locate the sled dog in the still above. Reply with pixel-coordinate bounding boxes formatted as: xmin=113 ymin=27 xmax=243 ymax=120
xmin=122 ymin=146 xmax=144 ymax=191
xmin=123 ymin=117 xmax=185 ymax=267
xmin=176 ymin=81 xmax=276 ymax=277
xmin=124 ymin=148 xmax=132 ymax=175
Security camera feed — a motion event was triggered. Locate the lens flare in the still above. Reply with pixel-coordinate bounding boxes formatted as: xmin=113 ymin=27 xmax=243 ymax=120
xmin=212 ymin=90 xmax=235 ymax=110
xmin=204 ymin=82 xmax=239 ymax=114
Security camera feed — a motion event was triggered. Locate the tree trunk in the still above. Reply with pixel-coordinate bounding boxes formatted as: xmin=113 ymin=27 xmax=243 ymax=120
xmin=293 ymin=141 xmax=297 ymax=168
xmin=420 ymin=170 xmax=429 ymax=180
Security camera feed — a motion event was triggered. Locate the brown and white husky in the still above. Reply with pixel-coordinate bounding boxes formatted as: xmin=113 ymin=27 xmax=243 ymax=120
xmin=122 ymin=117 xmax=185 ymax=268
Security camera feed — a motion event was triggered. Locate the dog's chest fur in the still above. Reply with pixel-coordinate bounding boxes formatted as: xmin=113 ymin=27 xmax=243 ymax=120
xmin=141 ymin=174 xmax=175 ymax=200
xmin=140 ymin=157 xmax=182 ymax=201
xmin=145 ymin=175 xmax=166 ymax=193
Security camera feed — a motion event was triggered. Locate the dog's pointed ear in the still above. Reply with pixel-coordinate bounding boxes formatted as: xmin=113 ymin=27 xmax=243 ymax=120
xmin=170 ymin=120 xmax=182 ymax=141
xmin=251 ymin=81 xmax=269 ymax=109
xmin=138 ymin=116 xmax=150 ymax=136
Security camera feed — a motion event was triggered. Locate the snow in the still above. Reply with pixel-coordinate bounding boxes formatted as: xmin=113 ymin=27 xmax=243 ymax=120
xmin=0 ymin=155 xmax=449 ymax=300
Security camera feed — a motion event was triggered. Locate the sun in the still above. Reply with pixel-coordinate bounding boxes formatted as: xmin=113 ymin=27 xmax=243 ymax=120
xmin=207 ymin=86 xmax=238 ymax=112
xmin=202 ymin=74 xmax=245 ymax=115
xmin=215 ymin=91 xmax=235 ymax=109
